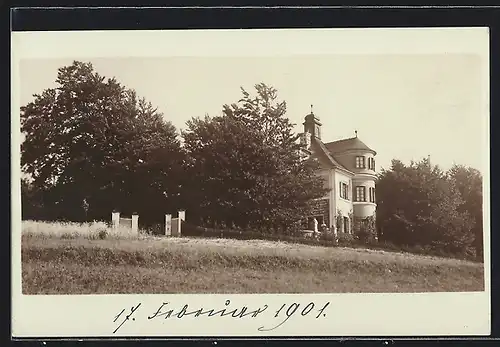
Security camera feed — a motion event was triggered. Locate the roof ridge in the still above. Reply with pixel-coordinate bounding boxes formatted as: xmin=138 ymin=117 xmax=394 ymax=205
xmin=324 ymin=136 xmax=376 ymax=155
xmin=324 ymin=137 xmax=357 ymax=145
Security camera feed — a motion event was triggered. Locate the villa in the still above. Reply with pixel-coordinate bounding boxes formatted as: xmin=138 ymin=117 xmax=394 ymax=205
xmin=300 ymin=108 xmax=377 ymax=236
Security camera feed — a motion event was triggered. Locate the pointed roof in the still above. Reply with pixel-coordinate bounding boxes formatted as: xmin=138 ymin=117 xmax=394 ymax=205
xmin=310 ymin=137 xmax=354 ymax=175
xmin=324 ymin=136 xmax=377 ymax=155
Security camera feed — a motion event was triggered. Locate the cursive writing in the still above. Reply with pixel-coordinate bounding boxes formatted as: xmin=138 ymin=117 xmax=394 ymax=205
xmin=112 ymin=303 xmax=141 ymax=333
xmin=111 ymin=300 xmax=330 ymax=334
xmin=148 ymin=300 xmax=268 ymax=320
xmin=258 ymin=301 xmax=330 ymax=332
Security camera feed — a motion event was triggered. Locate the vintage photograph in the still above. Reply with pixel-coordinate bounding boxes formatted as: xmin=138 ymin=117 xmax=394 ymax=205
xmin=18 ymin=52 xmax=487 ymax=295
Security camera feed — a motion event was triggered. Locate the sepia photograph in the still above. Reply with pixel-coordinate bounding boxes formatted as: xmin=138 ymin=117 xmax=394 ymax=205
xmin=11 ymin=27 xmax=490 ymax=337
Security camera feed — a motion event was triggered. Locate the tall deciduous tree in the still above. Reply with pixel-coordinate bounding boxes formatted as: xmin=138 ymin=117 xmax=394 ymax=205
xmin=182 ymin=83 xmax=327 ymax=233
xmin=448 ymin=164 xmax=483 ymax=257
xmin=21 ymin=61 xmax=184 ymax=224
xmin=376 ymin=158 xmax=475 ymax=255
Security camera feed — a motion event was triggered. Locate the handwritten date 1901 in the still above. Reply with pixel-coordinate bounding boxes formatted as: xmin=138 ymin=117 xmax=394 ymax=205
xmin=112 ymin=300 xmax=330 ymax=334
xmin=259 ymin=301 xmax=330 ymax=332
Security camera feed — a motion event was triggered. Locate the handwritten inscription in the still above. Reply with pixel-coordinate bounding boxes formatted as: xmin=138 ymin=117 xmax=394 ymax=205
xmin=112 ymin=300 xmax=330 ymax=334
xmin=112 ymin=303 xmax=141 ymax=334
xmin=259 ymin=301 xmax=330 ymax=332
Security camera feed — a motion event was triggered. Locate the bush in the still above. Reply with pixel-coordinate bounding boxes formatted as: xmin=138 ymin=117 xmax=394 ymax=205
xmin=337 ymin=232 xmax=356 ymax=245
xmin=97 ymin=229 xmax=108 ymax=240
xmin=319 ymin=231 xmax=338 ymax=244
xmin=354 ymin=216 xmax=377 ymax=244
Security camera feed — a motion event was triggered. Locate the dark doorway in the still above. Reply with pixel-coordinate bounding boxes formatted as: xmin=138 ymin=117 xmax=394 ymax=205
xmin=343 ymin=216 xmax=349 ymax=233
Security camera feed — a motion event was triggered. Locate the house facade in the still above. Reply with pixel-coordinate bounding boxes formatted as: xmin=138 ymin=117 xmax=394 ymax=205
xmin=300 ymin=110 xmax=377 ymax=236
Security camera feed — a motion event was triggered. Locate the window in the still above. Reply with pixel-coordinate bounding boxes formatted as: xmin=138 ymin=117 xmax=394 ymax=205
xmin=339 ymin=182 xmax=349 ymax=200
xmin=355 ymin=156 xmax=365 ymax=169
xmin=355 ymin=186 xmax=366 ymax=202
xmin=369 ymin=187 xmax=376 ymax=203
xmin=343 ymin=216 xmax=350 ymax=233
xmin=315 ymin=125 xmax=321 ymax=138
xmin=368 ymin=157 xmax=376 ymax=170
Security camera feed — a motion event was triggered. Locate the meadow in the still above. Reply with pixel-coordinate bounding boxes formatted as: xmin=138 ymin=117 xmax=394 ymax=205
xmin=21 ymin=221 xmax=485 ymax=294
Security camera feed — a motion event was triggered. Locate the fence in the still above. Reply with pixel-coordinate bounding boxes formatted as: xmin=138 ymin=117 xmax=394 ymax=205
xmin=112 ymin=211 xmax=139 ymax=234
xmin=112 ymin=210 xmax=185 ymax=236
xmin=164 ymin=210 xmax=185 ymax=236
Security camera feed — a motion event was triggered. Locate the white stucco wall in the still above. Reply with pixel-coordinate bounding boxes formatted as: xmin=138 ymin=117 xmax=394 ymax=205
xmin=352 ymin=175 xmax=376 ymax=218
xmin=333 ymin=149 xmax=377 ymax=220
xmin=317 ymin=169 xmax=331 ymax=198
xmin=353 ymin=202 xmax=376 ymax=218
xmin=333 ymin=169 xmax=353 ymax=218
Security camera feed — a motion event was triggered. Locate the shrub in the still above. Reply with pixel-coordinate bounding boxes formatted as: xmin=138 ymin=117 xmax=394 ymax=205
xmin=98 ymin=229 xmax=108 ymax=240
xmin=319 ymin=231 xmax=338 ymax=244
xmin=354 ymin=215 xmax=377 ymax=244
xmin=337 ymin=232 xmax=356 ymax=245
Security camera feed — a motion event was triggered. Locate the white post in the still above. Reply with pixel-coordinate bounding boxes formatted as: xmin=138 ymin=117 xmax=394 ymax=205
xmin=165 ymin=214 xmax=172 ymax=236
xmin=177 ymin=217 xmax=182 ymax=236
xmin=112 ymin=211 xmax=120 ymax=230
xmin=313 ymin=218 xmax=318 ymax=233
xmin=132 ymin=213 xmax=139 ymax=234
xmin=178 ymin=210 xmax=185 ymax=221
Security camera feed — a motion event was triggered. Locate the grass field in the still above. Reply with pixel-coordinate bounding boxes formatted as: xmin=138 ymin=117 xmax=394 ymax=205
xmin=21 ymin=221 xmax=485 ymax=294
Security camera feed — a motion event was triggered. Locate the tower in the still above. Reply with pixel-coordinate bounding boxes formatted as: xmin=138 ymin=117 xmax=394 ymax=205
xmin=303 ymin=105 xmax=322 ymax=140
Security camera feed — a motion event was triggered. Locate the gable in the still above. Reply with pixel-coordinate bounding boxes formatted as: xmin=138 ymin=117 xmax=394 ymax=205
xmin=310 ymin=137 xmax=354 ymax=175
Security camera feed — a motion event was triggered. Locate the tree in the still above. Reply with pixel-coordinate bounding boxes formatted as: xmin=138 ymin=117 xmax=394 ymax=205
xmin=448 ymin=164 xmax=483 ymax=257
xmin=182 ymin=83 xmax=327 ymax=234
xmin=376 ymin=158 xmax=475 ymax=255
xmin=21 ymin=61 xmax=184 ymax=224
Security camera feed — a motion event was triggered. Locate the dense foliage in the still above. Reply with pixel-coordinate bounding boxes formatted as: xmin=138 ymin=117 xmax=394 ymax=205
xmin=182 ymin=84 xmax=327 ymax=233
xmin=21 ymin=61 xmax=184 ymax=225
xmin=376 ymin=158 xmax=482 ymax=257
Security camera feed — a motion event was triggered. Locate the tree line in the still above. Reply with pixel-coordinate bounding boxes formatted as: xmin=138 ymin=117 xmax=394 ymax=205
xmin=20 ymin=61 xmax=327 ymax=234
xmin=377 ymin=159 xmax=483 ymax=258
xmin=20 ymin=61 xmax=483 ymax=257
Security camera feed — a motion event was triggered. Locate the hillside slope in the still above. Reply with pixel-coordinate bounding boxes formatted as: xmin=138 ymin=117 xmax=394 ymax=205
xmin=21 ymin=236 xmax=484 ymax=294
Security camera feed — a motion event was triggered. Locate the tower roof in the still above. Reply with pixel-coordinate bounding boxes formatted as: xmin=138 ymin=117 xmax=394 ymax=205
xmin=303 ymin=112 xmax=322 ymax=126
xmin=324 ymin=136 xmax=376 ymax=155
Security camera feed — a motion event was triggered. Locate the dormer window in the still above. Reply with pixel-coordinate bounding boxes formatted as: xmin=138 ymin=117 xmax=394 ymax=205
xmin=355 ymin=156 xmax=365 ymax=169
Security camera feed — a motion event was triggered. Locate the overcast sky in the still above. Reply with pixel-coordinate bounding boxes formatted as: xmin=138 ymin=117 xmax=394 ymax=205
xmin=19 ymin=54 xmax=486 ymax=172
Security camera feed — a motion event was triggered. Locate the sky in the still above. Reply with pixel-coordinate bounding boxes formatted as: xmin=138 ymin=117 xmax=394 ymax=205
xmin=19 ymin=54 xmax=486 ymax=172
